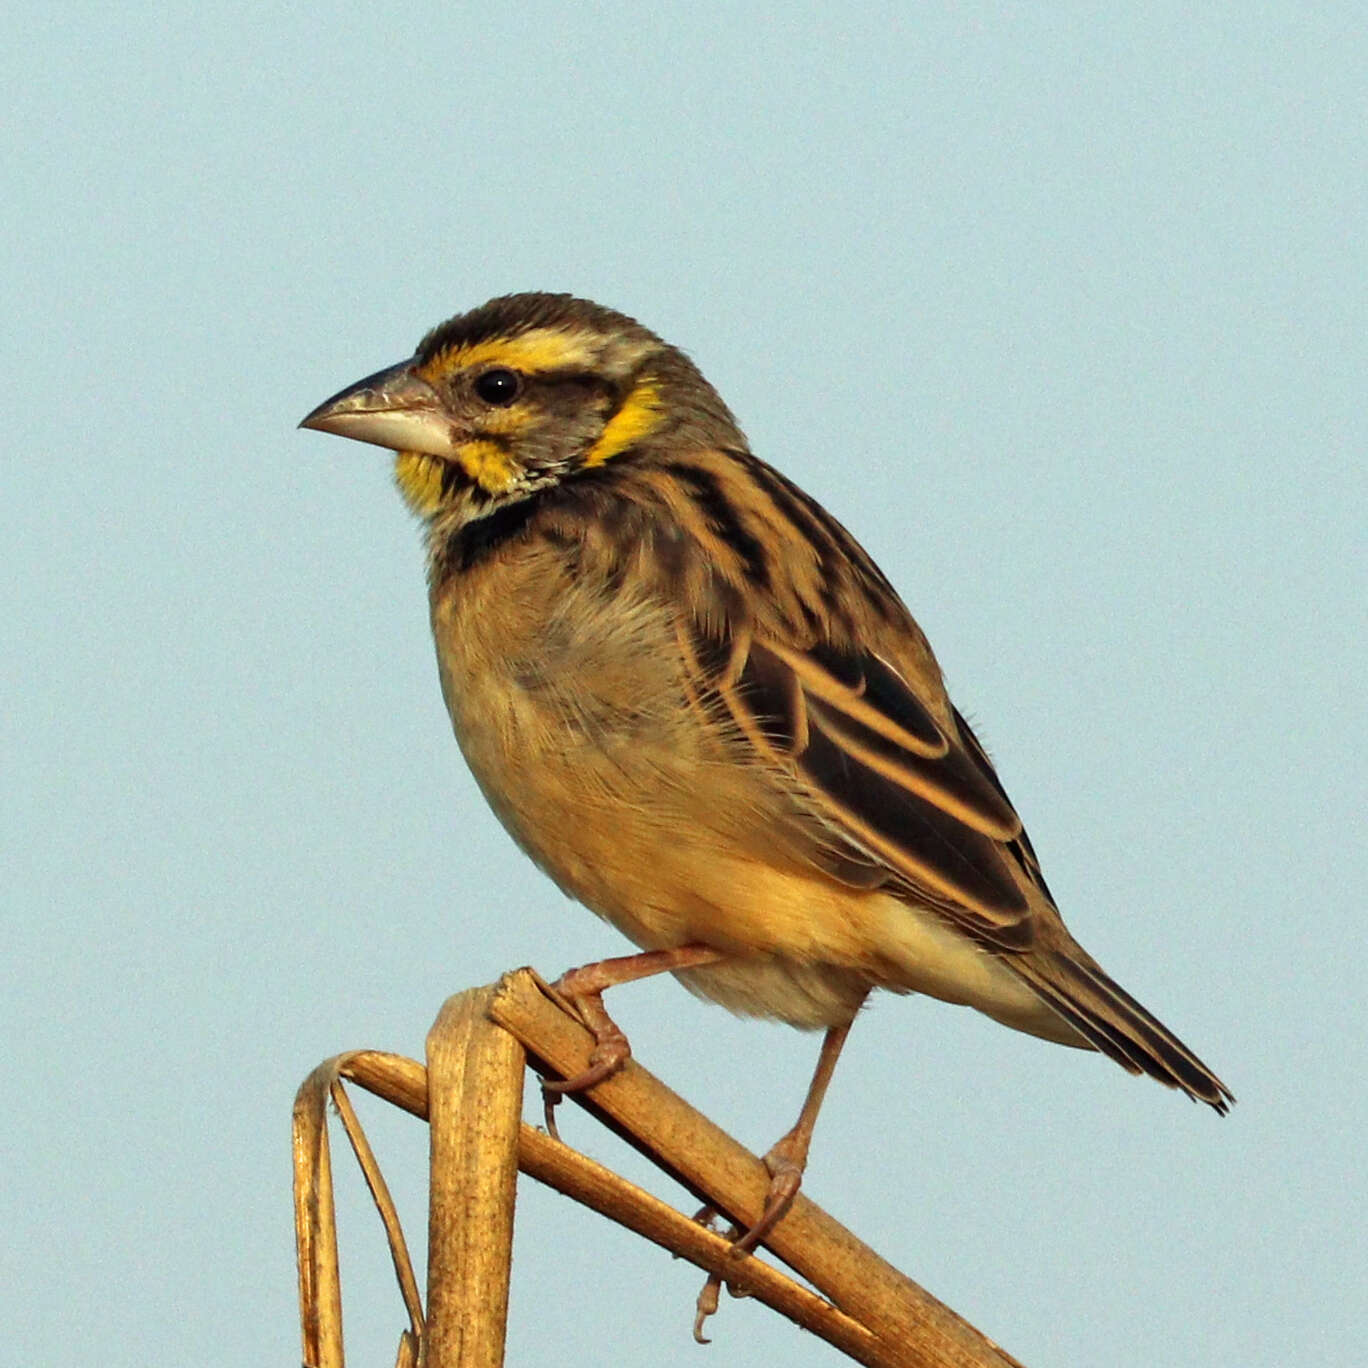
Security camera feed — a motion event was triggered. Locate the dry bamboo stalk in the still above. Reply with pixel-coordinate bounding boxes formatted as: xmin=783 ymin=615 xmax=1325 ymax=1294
xmin=343 ymin=1049 xmax=427 ymax=1114
xmin=329 ymin=1081 xmax=424 ymax=1336
xmin=489 ymin=968 xmax=1025 ymax=1368
xmin=423 ymin=988 xmax=526 ymax=1368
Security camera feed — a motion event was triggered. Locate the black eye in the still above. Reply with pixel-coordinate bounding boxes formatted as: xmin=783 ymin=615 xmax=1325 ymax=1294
xmin=473 ymin=368 xmax=521 ymax=405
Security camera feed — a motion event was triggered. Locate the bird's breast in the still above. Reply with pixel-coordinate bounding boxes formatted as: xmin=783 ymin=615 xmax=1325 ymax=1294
xmin=424 ymin=540 xmax=875 ymax=1020
xmin=429 ymin=539 xmax=718 ymax=909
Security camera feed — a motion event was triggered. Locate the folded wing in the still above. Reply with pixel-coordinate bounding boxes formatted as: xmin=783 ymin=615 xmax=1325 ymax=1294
xmin=678 ymin=619 xmax=1043 ymax=951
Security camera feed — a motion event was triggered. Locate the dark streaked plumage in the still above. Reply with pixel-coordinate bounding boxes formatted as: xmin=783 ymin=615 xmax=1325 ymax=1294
xmin=301 ymin=292 xmax=1233 ymax=1223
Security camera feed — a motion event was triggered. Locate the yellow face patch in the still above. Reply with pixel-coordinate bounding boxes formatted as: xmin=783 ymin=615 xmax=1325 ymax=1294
xmin=456 ymin=440 xmax=519 ymax=494
xmin=583 ymin=377 xmax=663 ymax=467
xmin=394 ymin=441 xmax=519 ymax=515
xmin=396 ymin=327 xmax=664 ymax=511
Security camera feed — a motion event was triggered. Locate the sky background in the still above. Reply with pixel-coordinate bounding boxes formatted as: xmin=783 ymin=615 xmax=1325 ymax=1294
xmin=4 ymin=4 xmax=1364 ymax=1365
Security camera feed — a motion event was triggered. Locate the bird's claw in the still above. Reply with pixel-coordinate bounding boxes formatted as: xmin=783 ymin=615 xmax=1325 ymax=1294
xmin=539 ymin=1030 xmax=630 ymax=1094
xmin=729 ymin=1148 xmax=803 ymax=1254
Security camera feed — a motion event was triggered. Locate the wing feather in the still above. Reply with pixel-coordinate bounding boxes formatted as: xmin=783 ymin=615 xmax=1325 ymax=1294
xmin=648 ymin=447 xmax=1231 ymax=1108
xmin=688 ymin=619 xmax=1037 ymax=946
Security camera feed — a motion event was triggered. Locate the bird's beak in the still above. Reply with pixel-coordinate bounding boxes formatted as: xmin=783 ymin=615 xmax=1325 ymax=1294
xmin=299 ymin=361 xmax=454 ymax=457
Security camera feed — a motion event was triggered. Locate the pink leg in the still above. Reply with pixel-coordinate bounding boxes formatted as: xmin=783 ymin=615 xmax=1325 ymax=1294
xmin=732 ymin=1014 xmax=857 ymax=1253
xmin=543 ymin=944 xmax=725 ymax=1094
xmin=691 ymin=1012 xmax=863 ymax=1338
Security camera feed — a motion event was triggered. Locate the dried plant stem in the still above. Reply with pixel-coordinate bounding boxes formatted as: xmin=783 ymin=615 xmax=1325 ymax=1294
xmin=489 ymin=968 xmax=1025 ymax=1368
xmin=293 ymin=1060 xmax=347 ymax=1368
xmin=294 ymin=972 xmax=1027 ymax=1367
xmin=515 ymin=1124 xmax=883 ymax=1362
xmin=293 ymin=1051 xmax=430 ymax=1368
xmin=423 ymin=987 xmax=525 ymax=1368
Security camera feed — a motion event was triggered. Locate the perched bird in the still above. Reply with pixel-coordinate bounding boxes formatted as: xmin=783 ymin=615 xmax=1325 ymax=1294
xmin=301 ymin=292 xmax=1232 ymax=1246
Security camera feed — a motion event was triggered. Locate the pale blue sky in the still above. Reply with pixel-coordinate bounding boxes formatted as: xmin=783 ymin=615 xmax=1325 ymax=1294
xmin=4 ymin=5 xmax=1363 ymax=1365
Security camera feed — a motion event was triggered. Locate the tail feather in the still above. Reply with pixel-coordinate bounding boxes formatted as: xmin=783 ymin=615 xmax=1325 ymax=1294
xmin=1012 ymin=947 xmax=1234 ymax=1114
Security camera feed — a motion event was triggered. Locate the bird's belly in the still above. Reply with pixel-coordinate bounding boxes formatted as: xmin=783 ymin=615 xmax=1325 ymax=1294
xmin=451 ymin=682 xmax=1063 ymax=1034
xmin=432 ymin=574 xmax=1072 ymax=1041
xmin=438 ymin=629 xmax=873 ymax=1024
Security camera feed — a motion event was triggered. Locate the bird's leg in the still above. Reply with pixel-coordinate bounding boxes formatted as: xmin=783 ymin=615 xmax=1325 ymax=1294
xmin=543 ymin=943 xmax=725 ymax=1096
xmin=690 ymin=1014 xmax=860 ymax=1338
xmin=731 ymin=1014 xmax=858 ymax=1254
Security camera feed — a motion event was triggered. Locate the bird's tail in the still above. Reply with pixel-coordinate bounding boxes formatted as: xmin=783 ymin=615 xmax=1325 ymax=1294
xmin=1011 ymin=945 xmax=1234 ymax=1113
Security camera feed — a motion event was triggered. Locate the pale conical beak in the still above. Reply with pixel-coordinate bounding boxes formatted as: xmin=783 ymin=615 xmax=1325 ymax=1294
xmin=299 ymin=360 xmax=454 ymax=457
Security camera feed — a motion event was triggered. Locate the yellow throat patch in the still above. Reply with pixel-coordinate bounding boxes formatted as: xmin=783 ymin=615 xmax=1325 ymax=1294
xmin=454 ymin=439 xmax=518 ymax=494
xmin=393 ymin=451 xmax=446 ymax=515
xmin=394 ymin=439 xmax=520 ymax=516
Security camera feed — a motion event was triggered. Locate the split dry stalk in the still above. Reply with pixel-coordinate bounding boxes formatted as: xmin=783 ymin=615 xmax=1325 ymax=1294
xmin=293 ymin=968 xmax=1027 ymax=1368
xmin=424 ymin=988 xmax=524 ymax=1366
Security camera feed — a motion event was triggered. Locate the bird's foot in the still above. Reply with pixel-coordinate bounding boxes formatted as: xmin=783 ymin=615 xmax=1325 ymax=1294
xmin=731 ymin=1136 xmax=806 ymax=1254
xmin=690 ymin=1155 xmax=803 ymax=1340
xmin=541 ymin=966 xmax=634 ymax=1096
xmin=690 ymin=1208 xmax=752 ymax=1344
xmin=688 ymin=1129 xmax=805 ymax=1260
xmin=540 ymin=1022 xmax=629 ymax=1136
xmin=542 ymin=1021 xmax=632 ymax=1095
xmin=538 ymin=945 xmax=723 ymax=1108
xmin=539 ymin=982 xmax=629 ymax=1134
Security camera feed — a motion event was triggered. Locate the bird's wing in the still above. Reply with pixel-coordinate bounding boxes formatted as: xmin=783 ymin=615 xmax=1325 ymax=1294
xmin=676 ymin=617 xmax=1043 ymax=951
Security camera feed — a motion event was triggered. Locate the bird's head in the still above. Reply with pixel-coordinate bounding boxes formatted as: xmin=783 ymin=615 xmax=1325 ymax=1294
xmin=300 ymin=292 xmax=743 ymax=526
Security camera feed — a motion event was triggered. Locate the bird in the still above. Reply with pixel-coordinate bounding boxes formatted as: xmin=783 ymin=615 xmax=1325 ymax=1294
xmin=300 ymin=291 xmax=1233 ymax=1248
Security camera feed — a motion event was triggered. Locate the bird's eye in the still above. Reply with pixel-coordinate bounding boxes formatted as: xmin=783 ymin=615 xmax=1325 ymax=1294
xmin=473 ymin=368 xmax=521 ymax=405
